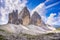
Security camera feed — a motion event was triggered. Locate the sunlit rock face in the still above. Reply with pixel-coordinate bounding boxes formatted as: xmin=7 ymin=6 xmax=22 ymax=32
xmin=18 ymin=7 xmax=30 ymax=26
xmin=8 ymin=10 xmax=18 ymax=24
xmin=30 ymin=11 xmax=42 ymax=26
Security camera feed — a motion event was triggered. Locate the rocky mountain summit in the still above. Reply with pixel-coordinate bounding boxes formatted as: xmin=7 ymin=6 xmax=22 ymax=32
xmin=8 ymin=6 xmax=56 ymax=31
xmin=0 ymin=7 xmax=58 ymax=40
xmin=1 ymin=6 xmax=56 ymax=33
xmin=30 ymin=11 xmax=42 ymax=26
xmin=18 ymin=7 xmax=30 ymax=26
xmin=8 ymin=10 xmax=18 ymax=24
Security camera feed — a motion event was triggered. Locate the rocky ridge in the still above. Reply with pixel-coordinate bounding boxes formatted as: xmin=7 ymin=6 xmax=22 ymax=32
xmin=0 ymin=6 xmax=57 ymax=40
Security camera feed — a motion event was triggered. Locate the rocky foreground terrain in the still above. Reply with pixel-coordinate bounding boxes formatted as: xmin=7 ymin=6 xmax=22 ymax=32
xmin=0 ymin=24 xmax=60 ymax=40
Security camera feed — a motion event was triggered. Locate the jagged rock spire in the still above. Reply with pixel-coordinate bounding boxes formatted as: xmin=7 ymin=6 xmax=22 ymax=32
xmin=30 ymin=11 xmax=42 ymax=26
xmin=18 ymin=7 xmax=30 ymax=26
xmin=8 ymin=10 xmax=18 ymax=24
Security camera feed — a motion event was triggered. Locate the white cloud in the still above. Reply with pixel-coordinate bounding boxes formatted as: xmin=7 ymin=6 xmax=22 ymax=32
xmin=31 ymin=1 xmax=60 ymax=26
xmin=54 ymin=13 xmax=60 ymax=25
xmin=0 ymin=7 xmax=9 ymax=25
xmin=46 ymin=13 xmax=60 ymax=25
xmin=30 ymin=0 xmax=60 ymax=26
xmin=31 ymin=3 xmax=46 ymax=16
xmin=0 ymin=0 xmax=28 ymax=25
xmin=46 ymin=13 xmax=56 ymax=25
xmin=31 ymin=2 xmax=47 ymax=23
xmin=5 ymin=0 xmax=27 ymax=13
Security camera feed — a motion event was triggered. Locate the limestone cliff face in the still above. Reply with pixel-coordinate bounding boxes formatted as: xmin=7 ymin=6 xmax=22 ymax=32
xmin=8 ymin=10 xmax=18 ymax=24
xmin=18 ymin=7 xmax=30 ymax=26
xmin=7 ymin=7 xmax=56 ymax=31
xmin=30 ymin=11 xmax=56 ymax=31
xmin=30 ymin=11 xmax=43 ymax=26
xmin=8 ymin=7 xmax=45 ymax=26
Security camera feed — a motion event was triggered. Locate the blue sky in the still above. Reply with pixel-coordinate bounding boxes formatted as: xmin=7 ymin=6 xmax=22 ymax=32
xmin=26 ymin=0 xmax=45 ymax=10
xmin=26 ymin=0 xmax=60 ymax=17
xmin=26 ymin=0 xmax=60 ymax=26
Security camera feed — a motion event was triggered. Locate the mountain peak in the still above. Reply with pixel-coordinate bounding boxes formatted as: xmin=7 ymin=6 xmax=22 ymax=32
xmin=18 ymin=7 xmax=30 ymax=19
xmin=30 ymin=11 xmax=42 ymax=26
xmin=32 ymin=11 xmax=41 ymax=19
xmin=18 ymin=7 xmax=30 ymax=26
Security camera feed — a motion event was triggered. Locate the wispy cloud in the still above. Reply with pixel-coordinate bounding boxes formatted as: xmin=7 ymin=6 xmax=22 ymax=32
xmin=0 ymin=0 xmax=28 ymax=25
xmin=53 ymin=13 xmax=60 ymax=25
xmin=31 ymin=3 xmax=46 ymax=16
xmin=31 ymin=1 xmax=47 ymax=22
xmin=46 ymin=13 xmax=60 ymax=25
xmin=5 ymin=0 xmax=28 ymax=13
xmin=31 ymin=0 xmax=60 ymax=26
xmin=46 ymin=1 xmax=60 ymax=9
xmin=46 ymin=13 xmax=56 ymax=25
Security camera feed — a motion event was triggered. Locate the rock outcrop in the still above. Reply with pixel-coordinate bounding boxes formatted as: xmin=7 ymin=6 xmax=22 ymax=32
xmin=30 ymin=11 xmax=56 ymax=31
xmin=7 ymin=6 xmax=56 ymax=31
xmin=30 ymin=11 xmax=43 ymax=26
xmin=18 ymin=7 xmax=30 ymax=26
xmin=8 ymin=10 xmax=18 ymax=24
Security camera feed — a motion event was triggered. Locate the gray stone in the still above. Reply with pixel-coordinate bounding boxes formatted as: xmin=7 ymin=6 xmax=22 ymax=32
xmin=8 ymin=10 xmax=18 ymax=24
xmin=30 ymin=11 xmax=42 ymax=26
xmin=18 ymin=7 xmax=30 ymax=26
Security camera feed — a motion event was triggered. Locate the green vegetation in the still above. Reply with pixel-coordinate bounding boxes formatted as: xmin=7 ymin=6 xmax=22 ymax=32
xmin=0 ymin=35 xmax=7 ymax=40
xmin=56 ymin=28 xmax=60 ymax=30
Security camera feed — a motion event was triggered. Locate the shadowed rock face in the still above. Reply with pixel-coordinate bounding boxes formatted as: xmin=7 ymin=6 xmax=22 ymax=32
xmin=8 ymin=7 xmax=30 ymax=26
xmin=18 ymin=7 xmax=30 ymax=26
xmin=30 ymin=11 xmax=42 ymax=26
xmin=30 ymin=11 xmax=56 ymax=31
xmin=8 ymin=10 xmax=18 ymax=24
